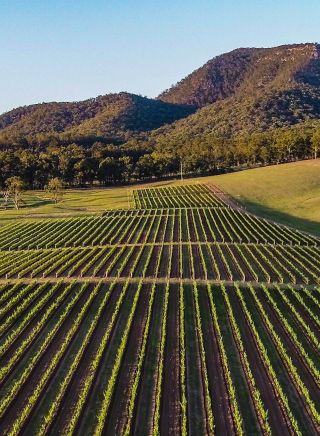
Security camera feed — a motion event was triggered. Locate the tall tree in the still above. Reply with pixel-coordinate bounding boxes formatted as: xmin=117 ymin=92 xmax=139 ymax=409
xmin=6 ymin=176 xmax=24 ymax=209
xmin=46 ymin=178 xmax=65 ymax=204
xmin=311 ymin=130 xmax=320 ymax=159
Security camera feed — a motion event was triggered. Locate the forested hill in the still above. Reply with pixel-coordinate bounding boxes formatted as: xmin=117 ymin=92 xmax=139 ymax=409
xmin=2 ymin=43 xmax=320 ymax=147
xmin=1 ymin=43 xmax=320 ymax=188
xmin=158 ymin=43 xmax=320 ymax=108
xmin=147 ymin=43 xmax=320 ymax=147
xmin=0 ymin=93 xmax=194 ymax=141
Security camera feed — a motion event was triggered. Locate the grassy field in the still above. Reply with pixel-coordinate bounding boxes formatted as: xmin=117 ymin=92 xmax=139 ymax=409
xmin=0 ymin=186 xmax=133 ymax=220
xmin=0 ymin=159 xmax=319 ymax=236
xmin=213 ymin=159 xmax=320 ymax=236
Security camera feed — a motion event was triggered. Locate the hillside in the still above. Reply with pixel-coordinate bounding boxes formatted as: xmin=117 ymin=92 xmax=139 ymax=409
xmin=1 ymin=43 xmax=320 ymax=149
xmin=158 ymin=43 xmax=320 ymax=108
xmin=154 ymin=43 xmax=320 ymax=141
xmin=213 ymin=159 xmax=320 ymax=235
xmin=0 ymin=92 xmax=194 ymax=141
xmin=159 ymin=47 xmax=258 ymax=107
xmin=172 ymin=160 xmax=320 ymax=236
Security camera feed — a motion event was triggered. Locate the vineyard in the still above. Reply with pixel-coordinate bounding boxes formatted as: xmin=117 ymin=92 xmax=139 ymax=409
xmin=0 ymin=183 xmax=319 ymax=435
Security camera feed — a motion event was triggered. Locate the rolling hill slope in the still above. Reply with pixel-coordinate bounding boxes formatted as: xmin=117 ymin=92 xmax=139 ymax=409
xmin=1 ymin=43 xmax=320 ymax=147
xmin=0 ymin=92 xmax=194 ymax=141
xmin=154 ymin=43 xmax=320 ymax=140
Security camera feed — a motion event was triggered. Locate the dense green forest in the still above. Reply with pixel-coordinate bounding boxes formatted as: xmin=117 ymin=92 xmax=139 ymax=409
xmin=0 ymin=122 xmax=319 ymax=189
xmin=0 ymin=93 xmax=194 ymax=140
xmin=1 ymin=43 xmax=320 ymax=189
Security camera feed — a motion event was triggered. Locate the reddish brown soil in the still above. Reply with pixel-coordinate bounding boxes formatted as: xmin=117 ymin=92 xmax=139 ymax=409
xmin=160 ymin=284 xmax=181 ymax=435
xmin=102 ymin=284 xmax=152 ymax=434
xmin=232 ymin=213 xmax=262 ymax=243
xmin=149 ymin=216 xmax=162 ymax=243
xmin=0 ymin=284 xmax=94 ymax=433
xmin=279 ymin=248 xmax=316 ymax=284
xmin=255 ymin=288 xmax=320 ymax=411
xmin=298 ymin=248 xmax=320 ymax=272
xmin=126 ymin=217 xmax=143 ymax=244
xmin=118 ymin=217 xmax=138 ymax=244
xmin=138 ymin=217 xmax=153 ymax=244
xmin=240 ymin=245 xmax=268 ymax=282
xmin=120 ymin=246 xmax=141 ymax=277
xmin=266 ymin=290 xmax=319 ymax=355
xmin=198 ymin=288 xmax=235 ymax=434
xmin=286 ymin=293 xmax=320 ymax=343
xmin=181 ymin=245 xmax=192 ymax=279
xmin=258 ymin=246 xmax=292 ymax=283
xmin=269 ymin=247 xmax=305 ymax=284
xmin=216 ymin=210 xmax=237 ymax=242
xmin=145 ymin=245 xmax=161 ymax=278
xmin=173 ymin=215 xmax=180 ymax=243
xmin=201 ymin=244 xmax=218 ymax=280
xmin=107 ymin=220 xmax=131 ymax=245
xmin=163 ymin=215 xmax=174 ymax=243
xmin=108 ymin=247 xmax=131 ymax=277
xmin=191 ymin=244 xmax=205 ymax=279
xmin=210 ymin=246 xmax=230 ymax=280
xmin=158 ymin=245 xmax=171 ymax=278
xmin=98 ymin=247 xmax=122 ymax=277
xmin=187 ymin=211 xmax=198 ymax=242
xmin=198 ymin=210 xmax=215 ymax=242
xmin=207 ymin=210 xmax=227 ymax=242
xmin=221 ymin=245 xmax=244 ymax=281
xmin=0 ymin=284 xmax=66 ymax=375
xmin=184 ymin=285 xmax=207 ymax=434
xmin=131 ymin=286 xmax=165 ymax=434
xmin=154 ymin=215 xmax=166 ymax=243
xmin=170 ymin=245 xmax=180 ymax=279
xmin=228 ymin=287 xmax=292 ymax=434
xmin=228 ymin=245 xmax=255 ymax=281
xmin=195 ymin=212 xmax=207 ymax=241
xmin=250 ymin=245 xmax=281 ymax=282
xmin=45 ymin=283 xmax=125 ymax=434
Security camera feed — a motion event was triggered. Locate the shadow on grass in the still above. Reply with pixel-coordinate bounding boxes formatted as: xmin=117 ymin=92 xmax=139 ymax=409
xmin=0 ymin=198 xmax=53 ymax=210
xmin=22 ymin=199 xmax=53 ymax=208
xmin=240 ymin=199 xmax=320 ymax=238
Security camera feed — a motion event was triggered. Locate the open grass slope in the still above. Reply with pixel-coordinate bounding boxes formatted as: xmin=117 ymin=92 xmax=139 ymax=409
xmin=213 ymin=160 xmax=320 ymax=236
xmin=0 ymin=186 xmax=133 ymax=221
xmin=134 ymin=159 xmax=320 ymax=236
xmin=0 ymin=160 xmax=319 ymax=236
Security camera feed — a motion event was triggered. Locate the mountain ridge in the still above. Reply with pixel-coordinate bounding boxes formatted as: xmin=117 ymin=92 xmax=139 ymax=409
xmin=0 ymin=92 xmax=194 ymax=141
xmin=1 ymin=42 xmax=320 ymax=147
xmin=158 ymin=43 xmax=320 ymax=107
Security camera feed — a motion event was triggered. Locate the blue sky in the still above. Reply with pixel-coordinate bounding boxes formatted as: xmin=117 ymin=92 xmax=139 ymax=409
xmin=0 ymin=0 xmax=319 ymax=113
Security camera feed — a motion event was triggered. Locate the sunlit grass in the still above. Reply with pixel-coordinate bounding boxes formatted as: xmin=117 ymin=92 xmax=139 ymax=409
xmin=0 ymin=159 xmax=319 ymax=236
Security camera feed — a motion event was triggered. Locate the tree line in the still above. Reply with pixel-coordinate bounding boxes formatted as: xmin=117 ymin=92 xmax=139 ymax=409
xmin=0 ymin=124 xmax=319 ymax=197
